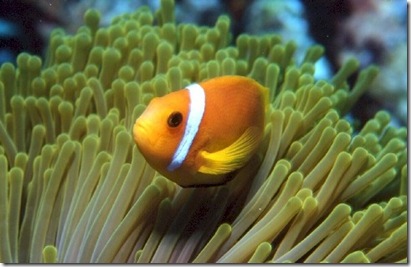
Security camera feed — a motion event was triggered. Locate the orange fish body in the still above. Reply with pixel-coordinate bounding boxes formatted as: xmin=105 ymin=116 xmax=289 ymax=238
xmin=133 ymin=75 xmax=268 ymax=187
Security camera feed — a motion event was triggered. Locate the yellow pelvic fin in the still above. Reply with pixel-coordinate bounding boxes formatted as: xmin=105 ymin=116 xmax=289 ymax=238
xmin=198 ymin=127 xmax=262 ymax=175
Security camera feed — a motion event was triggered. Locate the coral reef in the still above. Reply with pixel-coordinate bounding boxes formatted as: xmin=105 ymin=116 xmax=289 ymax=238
xmin=0 ymin=0 xmax=407 ymax=263
xmin=340 ymin=0 xmax=407 ymax=125
xmin=243 ymin=0 xmax=333 ymax=82
xmin=301 ymin=0 xmax=407 ymax=126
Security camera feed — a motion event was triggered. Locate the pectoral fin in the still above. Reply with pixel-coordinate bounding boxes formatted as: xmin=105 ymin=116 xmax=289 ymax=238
xmin=198 ymin=127 xmax=262 ymax=175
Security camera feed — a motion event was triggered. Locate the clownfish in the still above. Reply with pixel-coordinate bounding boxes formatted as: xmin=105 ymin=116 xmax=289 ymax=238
xmin=133 ymin=75 xmax=268 ymax=187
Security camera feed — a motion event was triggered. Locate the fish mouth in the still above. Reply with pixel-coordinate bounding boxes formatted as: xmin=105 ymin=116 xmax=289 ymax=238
xmin=133 ymin=120 xmax=151 ymax=147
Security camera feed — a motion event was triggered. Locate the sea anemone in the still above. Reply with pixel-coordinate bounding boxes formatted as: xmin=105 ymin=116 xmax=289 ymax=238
xmin=0 ymin=0 xmax=407 ymax=263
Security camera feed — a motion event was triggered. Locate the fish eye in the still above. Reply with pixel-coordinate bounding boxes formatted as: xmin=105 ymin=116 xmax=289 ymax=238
xmin=167 ymin=112 xmax=183 ymax=128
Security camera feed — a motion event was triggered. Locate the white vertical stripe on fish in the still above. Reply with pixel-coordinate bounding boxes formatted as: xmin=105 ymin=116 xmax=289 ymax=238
xmin=167 ymin=83 xmax=205 ymax=171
